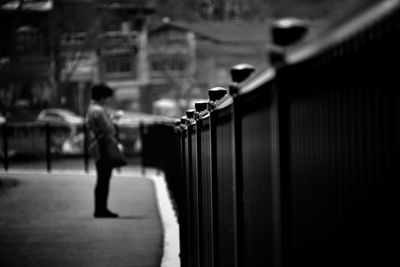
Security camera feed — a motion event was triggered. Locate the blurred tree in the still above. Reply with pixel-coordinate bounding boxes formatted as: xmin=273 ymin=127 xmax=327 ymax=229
xmin=50 ymin=1 xmax=101 ymax=106
xmin=153 ymin=0 xmax=358 ymax=21
xmin=153 ymin=0 xmax=197 ymax=20
xmin=0 ymin=0 xmax=105 ymax=117
xmin=0 ymin=0 xmax=51 ymax=117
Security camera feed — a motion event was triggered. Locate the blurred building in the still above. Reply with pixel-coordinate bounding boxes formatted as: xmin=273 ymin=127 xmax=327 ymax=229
xmin=0 ymin=0 xmax=155 ymax=120
xmin=1 ymin=1 xmax=323 ymax=119
xmin=145 ymin=20 xmax=272 ymax=114
xmin=56 ymin=0 xmax=155 ymax=115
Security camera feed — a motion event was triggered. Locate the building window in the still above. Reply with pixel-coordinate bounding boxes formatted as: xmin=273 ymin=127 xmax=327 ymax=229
xmin=151 ymin=56 xmax=186 ymax=72
xmin=104 ymin=56 xmax=134 ymax=75
xmin=103 ymin=19 xmax=121 ymax=32
xmin=15 ymin=26 xmax=43 ymax=54
xmin=61 ymin=32 xmax=87 ymax=45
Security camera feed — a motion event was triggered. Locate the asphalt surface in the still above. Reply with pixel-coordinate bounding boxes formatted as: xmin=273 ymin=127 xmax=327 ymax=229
xmin=0 ymin=170 xmax=165 ymax=267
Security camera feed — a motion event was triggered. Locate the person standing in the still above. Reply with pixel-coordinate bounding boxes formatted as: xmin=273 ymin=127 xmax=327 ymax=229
xmin=86 ymin=84 xmax=119 ymax=218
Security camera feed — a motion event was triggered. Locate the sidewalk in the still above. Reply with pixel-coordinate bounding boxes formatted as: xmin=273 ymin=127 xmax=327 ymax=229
xmin=0 ymin=169 xmax=179 ymax=267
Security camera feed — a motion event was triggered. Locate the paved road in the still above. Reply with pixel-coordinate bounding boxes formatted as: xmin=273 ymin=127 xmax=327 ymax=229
xmin=0 ymin=171 xmax=164 ymax=267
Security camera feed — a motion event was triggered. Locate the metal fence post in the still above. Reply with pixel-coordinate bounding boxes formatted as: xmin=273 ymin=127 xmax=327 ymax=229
xmin=232 ymin=96 xmax=244 ymax=267
xmin=176 ymin=125 xmax=188 ymax=267
xmin=45 ymin=123 xmax=52 ymax=173
xmin=186 ymin=121 xmax=196 ymax=267
xmin=180 ymin=116 xmax=193 ymax=267
xmin=187 ymin=108 xmax=202 ymax=267
xmin=2 ymin=123 xmax=9 ymax=171
xmin=268 ymin=23 xmax=308 ymax=266
xmin=229 ymin=64 xmax=255 ymax=267
xmin=83 ymin=123 xmax=89 ymax=173
xmin=195 ymin=117 xmax=204 ymax=267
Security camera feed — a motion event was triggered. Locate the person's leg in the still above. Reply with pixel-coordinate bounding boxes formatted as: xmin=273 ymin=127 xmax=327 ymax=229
xmin=94 ymin=161 xmax=117 ymax=217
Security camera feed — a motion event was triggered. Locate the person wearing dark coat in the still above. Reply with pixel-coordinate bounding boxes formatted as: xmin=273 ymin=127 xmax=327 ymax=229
xmin=86 ymin=84 xmax=119 ymax=218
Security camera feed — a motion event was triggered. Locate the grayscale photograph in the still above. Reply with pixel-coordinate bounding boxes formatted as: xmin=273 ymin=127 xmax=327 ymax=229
xmin=0 ymin=0 xmax=397 ymax=266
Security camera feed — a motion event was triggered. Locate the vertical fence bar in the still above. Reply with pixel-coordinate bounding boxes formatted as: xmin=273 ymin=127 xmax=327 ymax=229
xmin=45 ymin=123 xmax=51 ymax=173
xmin=2 ymin=123 xmax=9 ymax=171
xmin=209 ymin=111 xmax=219 ymax=267
xmin=196 ymin=119 xmax=204 ymax=267
xmin=232 ymin=96 xmax=244 ymax=267
xmin=215 ymin=112 xmax=235 ymax=267
xmin=177 ymin=127 xmax=189 ymax=267
xmin=187 ymin=124 xmax=198 ymax=267
xmin=184 ymin=128 xmax=193 ymax=267
xmin=186 ymin=125 xmax=196 ymax=267
xmin=83 ymin=123 xmax=89 ymax=173
xmin=179 ymin=128 xmax=187 ymax=212
xmin=193 ymin=124 xmax=201 ymax=267
xmin=271 ymin=88 xmax=283 ymax=267
xmin=276 ymin=71 xmax=292 ymax=267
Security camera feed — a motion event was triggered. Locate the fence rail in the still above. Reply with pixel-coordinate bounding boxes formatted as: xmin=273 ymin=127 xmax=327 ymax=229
xmin=141 ymin=1 xmax=400 ymax=267
xmin=0 ymin=122 xmax=81 ymax=172
xmin=0 ymin=121 xmax=141 ymax=172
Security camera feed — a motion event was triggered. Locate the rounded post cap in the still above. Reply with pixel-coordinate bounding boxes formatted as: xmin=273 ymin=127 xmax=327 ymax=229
xmin=194 ymin=101 xmax=208 ymax=112
xmin=230 ymin=63 xmax=256 ymax=83
xmin=271 ymin=18 xmax=308 ymax=46
xmin=186 ymin=109 xmax=195 ymax=119
xmin=180 ymin=116 xmax=187 ymax=124
xmin=208 ymin=87 xmax=228 ymax=101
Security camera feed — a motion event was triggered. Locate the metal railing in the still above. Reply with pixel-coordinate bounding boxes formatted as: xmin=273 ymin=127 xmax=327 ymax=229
xmin=141 ymin=1 xmax=400 ymax=267
xmin=1 ymin=121 xmax=141 ymax=172
xmin=0 ymin=122 xmax=85 ymax=172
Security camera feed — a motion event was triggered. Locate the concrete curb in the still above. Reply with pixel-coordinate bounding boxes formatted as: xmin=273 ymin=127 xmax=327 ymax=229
xmin=145 ymin=170 xmax=181 ymax=267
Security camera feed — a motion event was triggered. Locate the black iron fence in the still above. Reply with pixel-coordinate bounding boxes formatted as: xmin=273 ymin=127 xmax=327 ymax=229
xmin=0 ymin=121 xmax=141 ymax=172
xmin=0 ymin=122 xmax=81 ymax=172
xmin=141 ymin=1 xmax=399 ymax=267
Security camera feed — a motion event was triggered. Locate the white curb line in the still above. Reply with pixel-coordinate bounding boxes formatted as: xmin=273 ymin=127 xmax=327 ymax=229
xmin=145 ymin=169 xmax=181 ymax=267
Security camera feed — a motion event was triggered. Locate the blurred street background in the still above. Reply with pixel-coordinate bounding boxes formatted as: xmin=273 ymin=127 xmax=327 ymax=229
xmin=1 ymin=0 xmax=355 ymax=121
xmin=0 ymin=1 xmax=386 ymax=267
xmin=0 ymin=0 xmax=361 ymax=168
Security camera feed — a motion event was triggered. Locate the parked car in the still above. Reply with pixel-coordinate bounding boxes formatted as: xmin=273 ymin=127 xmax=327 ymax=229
xmin=37 ymin=108 xmax=85 ymax=154
xmin=37 ymin=108 xmax=84 ymax=130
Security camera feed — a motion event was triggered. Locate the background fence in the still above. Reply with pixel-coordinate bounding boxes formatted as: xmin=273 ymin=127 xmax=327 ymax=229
xmin=0 ymin=122 xmax=80 ymax=172
xmin=141 ymin=1 xmax=399 ymax=267
xmin=0 ymin=121 xmax=141 ymax=172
